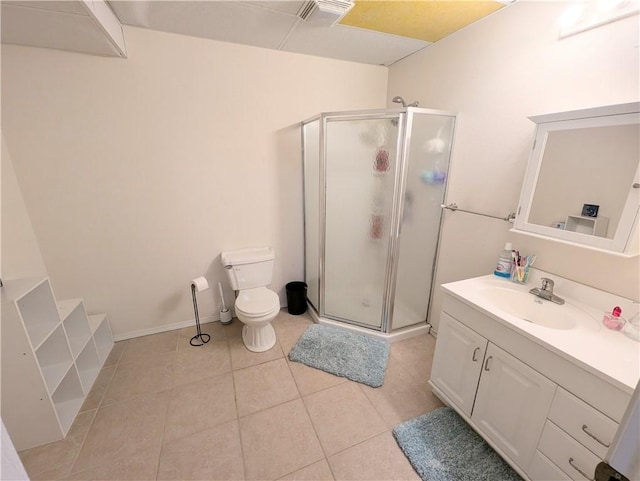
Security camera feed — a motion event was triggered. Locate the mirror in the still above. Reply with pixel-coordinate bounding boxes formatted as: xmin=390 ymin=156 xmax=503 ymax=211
xmin=514 ymin=102 xmax=640 ymax=254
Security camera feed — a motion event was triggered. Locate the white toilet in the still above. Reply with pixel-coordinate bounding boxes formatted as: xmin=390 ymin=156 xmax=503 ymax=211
xmin=221 ymin=247 xmax=280 ymax=352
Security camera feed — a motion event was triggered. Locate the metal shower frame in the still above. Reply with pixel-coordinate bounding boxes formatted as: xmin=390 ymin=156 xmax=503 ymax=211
xmin=301 ymin=106 xmax=456 ymax=333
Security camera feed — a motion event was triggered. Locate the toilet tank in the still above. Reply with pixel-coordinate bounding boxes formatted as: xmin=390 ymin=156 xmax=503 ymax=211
xmin=221 ymin=247 xmax=275 ymax=291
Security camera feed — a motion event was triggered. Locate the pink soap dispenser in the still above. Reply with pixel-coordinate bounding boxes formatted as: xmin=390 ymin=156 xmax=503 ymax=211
xmin=603 ymin=306 xmax=625 ymax=330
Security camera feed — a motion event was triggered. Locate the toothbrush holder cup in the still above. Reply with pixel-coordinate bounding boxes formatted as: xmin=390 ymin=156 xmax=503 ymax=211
xmin=510 ymin=262 xmax=531 ymax=285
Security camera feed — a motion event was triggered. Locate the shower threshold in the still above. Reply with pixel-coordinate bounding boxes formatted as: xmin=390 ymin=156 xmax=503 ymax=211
xmin=306 ymin=304 xmax=431 ymax=343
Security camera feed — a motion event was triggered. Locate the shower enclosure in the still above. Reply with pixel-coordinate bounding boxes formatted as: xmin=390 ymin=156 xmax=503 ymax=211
xmin=302 ymin=107 xmax=456 ymax=336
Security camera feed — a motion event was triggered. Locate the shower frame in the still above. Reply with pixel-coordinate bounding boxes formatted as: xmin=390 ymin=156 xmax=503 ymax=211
xmin=302 ymin=107 xmax=456 ymax=338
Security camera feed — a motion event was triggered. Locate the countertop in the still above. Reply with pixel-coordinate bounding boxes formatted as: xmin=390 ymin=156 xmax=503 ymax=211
xmin=441 ymin=272 xmax=640 ymax=394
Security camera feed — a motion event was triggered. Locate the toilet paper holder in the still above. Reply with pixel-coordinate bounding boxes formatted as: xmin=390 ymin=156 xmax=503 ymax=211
xmin=190 ymin=277 xmax=211 ymax=347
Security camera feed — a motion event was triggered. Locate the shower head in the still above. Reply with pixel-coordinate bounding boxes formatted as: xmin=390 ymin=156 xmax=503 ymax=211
xmin=392 ymin=96 xmax=407 ymax=108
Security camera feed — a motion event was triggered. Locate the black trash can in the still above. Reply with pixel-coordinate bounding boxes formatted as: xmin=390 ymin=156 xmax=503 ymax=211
xmin=286 ymin=281 xmax=307 ymax=315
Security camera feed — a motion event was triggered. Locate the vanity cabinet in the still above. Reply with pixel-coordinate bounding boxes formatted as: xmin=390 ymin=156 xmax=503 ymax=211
xmin=430 ymin=293 xmax=630 ymax=481
xmin=1 ymin=278 xmax=114 ymax=451
xmin=472 ymin=343 xmax=556 ymax=469
xmin=533 ymin=386 xmax=619 ymax=481
xmin=430 ymin=313 xmax=487 ymax=416
xmin=431 ymin=314 xmax=555 ymax=471
xmin=529 ymin=452 xmax=572 ymax=481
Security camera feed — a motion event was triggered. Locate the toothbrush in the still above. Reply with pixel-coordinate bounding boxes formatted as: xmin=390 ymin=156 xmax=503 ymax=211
xmin=527 ymin=255 xmax=536 ymax=267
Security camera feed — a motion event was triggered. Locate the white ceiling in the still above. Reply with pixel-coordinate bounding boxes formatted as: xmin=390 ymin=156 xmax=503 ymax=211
xmin=108 ymin=1 xmax=431 ymax=65
xmin=1 ymin=0 xmax=431 ymax=66
xmin=1 ymin=0 xmax=125 ymax=56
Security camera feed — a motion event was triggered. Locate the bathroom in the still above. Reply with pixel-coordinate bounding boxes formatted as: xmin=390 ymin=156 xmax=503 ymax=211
xmin=1 ymin=0 xmax=638 ymax=479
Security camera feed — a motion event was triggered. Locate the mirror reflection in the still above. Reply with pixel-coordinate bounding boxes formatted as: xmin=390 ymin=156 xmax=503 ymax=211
xmin=529 ymin=123 xmax=639 ymax=239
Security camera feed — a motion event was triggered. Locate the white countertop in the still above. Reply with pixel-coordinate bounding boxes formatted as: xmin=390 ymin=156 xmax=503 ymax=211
xmin=441 ymin=272 xmax=640 ymax=394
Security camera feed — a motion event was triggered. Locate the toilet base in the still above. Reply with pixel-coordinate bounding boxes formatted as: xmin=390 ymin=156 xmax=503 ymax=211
xmin=242 ymin=323 xmax=277 ymax=352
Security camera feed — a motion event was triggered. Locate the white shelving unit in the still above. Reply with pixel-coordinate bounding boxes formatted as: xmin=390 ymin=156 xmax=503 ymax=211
xmin=1 ymin=277 xmax=114 ymax=451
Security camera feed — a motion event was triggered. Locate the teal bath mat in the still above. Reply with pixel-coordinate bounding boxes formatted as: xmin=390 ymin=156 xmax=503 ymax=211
xmin=393 ymin=407 xmax=523 ymax=481
xmin=288 ymin=324 xmax=389 ymax=387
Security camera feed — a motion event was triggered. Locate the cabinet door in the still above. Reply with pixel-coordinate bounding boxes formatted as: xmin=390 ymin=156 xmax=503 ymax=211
xmin=430 ymin=313 xmax=487 ymax=416
xmin=472 ymin=343 xmax=556 ymax=471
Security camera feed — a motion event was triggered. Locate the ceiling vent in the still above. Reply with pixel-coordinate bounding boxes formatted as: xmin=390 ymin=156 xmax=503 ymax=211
xmin=297 ymin=0 xmax=355 ymax=27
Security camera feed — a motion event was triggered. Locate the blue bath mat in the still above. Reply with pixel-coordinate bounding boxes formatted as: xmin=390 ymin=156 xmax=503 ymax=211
xmin=288 ymin=324 xmax=389 ymax=387
xmin=393 ymin=407 xmax=522 ymax=481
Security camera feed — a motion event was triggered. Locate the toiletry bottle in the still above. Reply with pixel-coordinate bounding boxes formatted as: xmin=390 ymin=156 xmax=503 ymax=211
xmin=603 ymin=306 xmax=625 ymax=330
xmin=494 ymin=242 xmax=513 ymax=278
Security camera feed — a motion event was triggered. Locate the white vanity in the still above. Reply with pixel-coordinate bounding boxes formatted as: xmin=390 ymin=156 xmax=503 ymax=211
xmin=429 ymin=271 xmax=639 ymax=481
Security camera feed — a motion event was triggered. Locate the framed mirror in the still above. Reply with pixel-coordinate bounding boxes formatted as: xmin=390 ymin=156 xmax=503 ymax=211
xmin=513 ymin=102 xmax=639 ymax=255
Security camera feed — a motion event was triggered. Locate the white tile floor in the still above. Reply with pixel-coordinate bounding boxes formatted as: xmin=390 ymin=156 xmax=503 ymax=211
xmin=18 ymin=310 xmax=444 ymax=480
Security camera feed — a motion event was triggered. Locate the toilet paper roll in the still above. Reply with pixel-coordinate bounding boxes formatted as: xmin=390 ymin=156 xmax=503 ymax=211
xmin=190 ymin=276 xmax=209 ymax=293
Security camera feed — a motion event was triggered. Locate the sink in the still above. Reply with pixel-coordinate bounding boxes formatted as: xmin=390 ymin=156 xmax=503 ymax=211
xmin=479 ymin=287 xmax=599 ymax=331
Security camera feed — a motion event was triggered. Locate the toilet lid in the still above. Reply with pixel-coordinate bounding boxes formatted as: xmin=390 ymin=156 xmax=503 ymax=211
xmin=236 ymin=288 xmax=279 ymax=316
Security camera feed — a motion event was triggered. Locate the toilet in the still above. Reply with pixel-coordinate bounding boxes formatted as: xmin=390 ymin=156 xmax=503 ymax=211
xmin=221 ymin=247 xmax=280 ymax=352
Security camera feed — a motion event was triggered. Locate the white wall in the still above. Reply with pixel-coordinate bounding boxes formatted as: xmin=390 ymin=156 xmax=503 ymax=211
xmin=1 ymin=134 xmax=47 ymax=280
xmin=387 ymin=2 xmax=640 ymax=330
xmin=1 ymin=26 xmax=388 ymax=336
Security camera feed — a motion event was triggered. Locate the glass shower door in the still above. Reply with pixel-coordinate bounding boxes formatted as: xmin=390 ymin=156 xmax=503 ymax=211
xmin=391 ymin=111 xmax=455 ymax=330
xmin=323 ymin=115 xmax=400 ymax=329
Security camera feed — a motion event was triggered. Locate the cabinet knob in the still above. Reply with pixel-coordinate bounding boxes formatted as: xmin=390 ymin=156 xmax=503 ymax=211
xmin=581 ymin=424 xmax=611 ymax=448
xmin=472 ymin=347 xmax=480 ymax=362
xmin=484 ymin=356 xmax=493 ymax=371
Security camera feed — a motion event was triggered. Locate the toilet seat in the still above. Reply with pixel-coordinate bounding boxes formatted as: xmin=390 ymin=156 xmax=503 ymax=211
xmin=235 ymin=287 xmax=279 ymax=318
xmin=234 ymin=287 xmax=279 ymax=352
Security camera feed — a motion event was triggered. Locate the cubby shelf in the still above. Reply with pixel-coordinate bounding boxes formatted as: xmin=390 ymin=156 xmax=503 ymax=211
xmin=59 ymin=299 xmax=92 ymax=359
xmin=76 ymin=341 xmax=100 ymax=392
xmin=89 ymin=314 xmax=114 ymax=364
xmin=18 ymin=280 xmax=61 ymax=349
xmin=52 ymin=368 xmax=84 ymax=434
xmin=1 ymin=277 xmax=114 ymax=451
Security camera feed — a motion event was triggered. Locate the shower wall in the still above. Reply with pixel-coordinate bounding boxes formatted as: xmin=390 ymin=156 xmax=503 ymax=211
xmin=303 ymin=108 xmax=455 ymax=334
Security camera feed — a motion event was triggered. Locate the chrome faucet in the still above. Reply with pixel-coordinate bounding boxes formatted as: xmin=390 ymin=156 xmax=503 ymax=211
xmin=529 ymin=277 xmax=565 ymax=305
xmin=541 ymin=277 xmax=554 ymax=294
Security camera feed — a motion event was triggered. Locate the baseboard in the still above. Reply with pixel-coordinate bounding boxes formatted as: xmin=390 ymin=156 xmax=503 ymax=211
xmin=112 ymin=314 xmax=225 ymax=342
xmin=429 ymin=323 xmax=438 ymax=338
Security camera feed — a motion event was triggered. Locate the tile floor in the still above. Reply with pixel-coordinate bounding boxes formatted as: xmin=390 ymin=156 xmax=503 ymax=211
xmin=18 ymin=311 xmax=444 ymax=480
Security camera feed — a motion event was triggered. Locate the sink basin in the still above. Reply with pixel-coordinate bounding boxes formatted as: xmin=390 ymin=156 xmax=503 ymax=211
xmin=479 ymin=287 xmax=598 ymax=331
